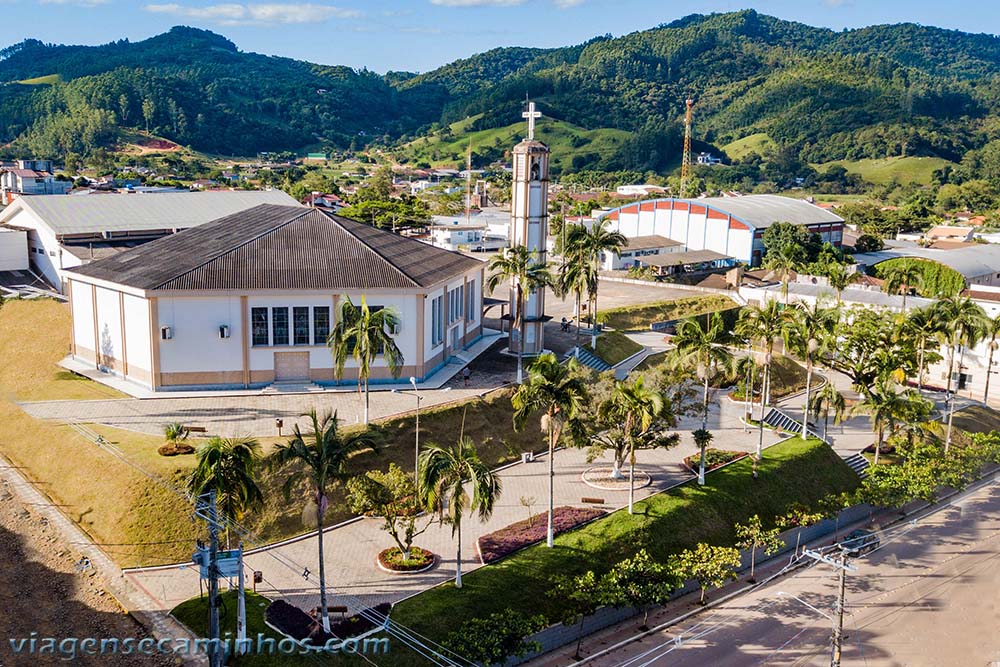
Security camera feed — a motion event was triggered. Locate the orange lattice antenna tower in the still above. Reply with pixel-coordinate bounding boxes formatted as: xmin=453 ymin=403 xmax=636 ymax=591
xmin=681 ymin=98 xmax=694 ymax=193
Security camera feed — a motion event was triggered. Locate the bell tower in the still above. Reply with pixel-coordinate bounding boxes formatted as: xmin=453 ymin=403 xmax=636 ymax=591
xmin=509 ymin=102 xmax=549 ymax=357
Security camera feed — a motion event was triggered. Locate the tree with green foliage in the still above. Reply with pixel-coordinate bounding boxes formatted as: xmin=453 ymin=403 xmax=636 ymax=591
xmin=734 ymin=514 xmax=784 ymax=582
xmin=487 ymin=247 xmax=554 ymax=384
xmin=881 ymin=259 xmax=924 ymax=309
xmin=576 ymin=220 xmax=627 ymax=346
xmin=823 ymin=262 xmax=857 ymax=304
xmin=188 ymin=436 xmax=263 ymax=549
xmin=601 ymin=549 xmax=680 ymax=628
xmin=736 ymin=300 xmax=787 ymax=458
xmin=904 ymin=305 xmax=949 ymax=390
xmin=783 ymin=301 xmax=838 ymax=439
xmin=851 ymin=378 xmax=928 ymax=465
xmin=329 ymin=296 xmax=403 ymax=425
xmin=270 ymin=410 xmax=380 ymax=632
xmin=549 ymin=571 xmax=605 ymax=659
xmin=419 ymin=437 xmax=501 ymax=588
xmin=761 ymin=222 xmax=820 ymax=264
xmin=763 ymin=243 xmax=806 ymax=303
xmin=853 ymin=234 xmax=884 ymax=253
xmin=443 ymin=610 xmax=547 ymax=667
xmin=983 ymin=314 xmax=1000 ymax=404
xmin=512 ymin=353 xmax=587 ymax=545
xmin=347 ymin=463 xmax=431 ymax=560
xmin=810 ymin=381 xmax=846 ymax=442
xmin=559 ymin=224 xmax=598 ymax=357
xmin=875 ymin=258 xmax=963 ymax=299
xmin=670 ymin=543 xmax=741 ymax=605
xmin=777 ymin=504 xmax=825 ymax=559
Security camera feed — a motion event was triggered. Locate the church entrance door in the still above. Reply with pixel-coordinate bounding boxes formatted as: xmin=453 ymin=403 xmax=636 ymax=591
xmin=274 ymin=351 xmax=310 ymax=382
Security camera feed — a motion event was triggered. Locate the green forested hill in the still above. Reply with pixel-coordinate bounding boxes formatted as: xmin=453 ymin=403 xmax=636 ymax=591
xmin=3 ymin=11 xmax=1000 ymax=175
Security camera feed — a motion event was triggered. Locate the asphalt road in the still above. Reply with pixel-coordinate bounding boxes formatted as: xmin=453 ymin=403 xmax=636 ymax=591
xmin=586 ymin=481 xmax=1000 ymax=667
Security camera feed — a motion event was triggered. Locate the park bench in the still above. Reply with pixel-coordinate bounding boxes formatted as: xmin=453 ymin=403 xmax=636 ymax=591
xmin=581 ymin=497 xmax=606 ymax=505
xmin=184 ymin=426 xmax=208 ymax=435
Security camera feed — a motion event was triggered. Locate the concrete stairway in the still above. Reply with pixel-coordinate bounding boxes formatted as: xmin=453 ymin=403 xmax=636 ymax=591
xmin=843 ymin=452 xmax=871 ymax=479
xmin=260 ymin=381 xmax=326 ymax=394
xmin=565 ymin=347 xmax=612 ymax=372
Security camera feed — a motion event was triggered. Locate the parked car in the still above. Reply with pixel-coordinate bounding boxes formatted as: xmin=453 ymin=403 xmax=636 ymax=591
xmin=841 ymin=529 xmax=879 ymax=556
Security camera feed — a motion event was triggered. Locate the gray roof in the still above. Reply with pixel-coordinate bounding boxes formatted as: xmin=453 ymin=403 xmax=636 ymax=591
xmin=854 ymin=244 xmax=1000 ymax=280
xmin=67 ymin=204 xmax=483 ymax=292
xmin=697 ymin=195 xmax=843 ymax=229
xmin=760 ymin=281 xmax=934 ymax=311
xmin=625 ymin=235 xmax=682 ymax=251
xmin=0 ymin=190 xmax=298 ymax=238
xmin=639 ymin=249 xmax=730 ymax=267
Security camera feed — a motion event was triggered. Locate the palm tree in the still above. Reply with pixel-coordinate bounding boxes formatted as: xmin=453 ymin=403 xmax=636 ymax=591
xmin=983 ymin=314 xmax=1000 ymax=404
xmin=763 ymin=243 xmax=805 ymax=303
xmin=851 ymin=378 xmax=923 ymax=466
xmin=188 ymin=437 xmax=263 ymax=549
xmin=736 ymin=300 xmax=786 ymax=459
xmin=824 ymin=262 xmax=856 ymax=304
xmin=668 ymin=313 xmax=735 ymax=482
xmin=904 ymin=306 xmax=948 ymax=391
xmin=512 ymin=353 xmax=587 ymax=544
xmin=783 ymin=302 xmax=838 ymax=439
xmin=600 ymin=376 xmax=666 ymax=513
xmin=329 ymin=296 xmax=403 ymax=425
xmin=935 ymin=297 xmax=988 ymax=453
xmin=579 ymin=219 xmax=627 ymax=347
xmin=809 ymin=381 xmax=846 ymax=443
xmin=418 ymin=437 xmax=501 ymax=588
xmin=559 ymin=224 xmax=597 ymax=358
xmin=269 ymin=410 xmax=380 ymax=632
xmin=487 ymin=247 xmax=555 ymax=383
xmin=881 ymin=260 xmax=923 ymax=309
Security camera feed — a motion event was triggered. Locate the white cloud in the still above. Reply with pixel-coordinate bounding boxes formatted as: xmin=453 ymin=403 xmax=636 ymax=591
xmin=40 ymin=0 xmax=110 ymax=6
xmin=553 ymin=0 xmax=583 ymax=7
xmin=429 ymin=0 xmax=526 ymax=6
xmin=823 ymin=0 xmax=853 ymax=6
xmin=144 ymin=2 xmax=360 ymax=25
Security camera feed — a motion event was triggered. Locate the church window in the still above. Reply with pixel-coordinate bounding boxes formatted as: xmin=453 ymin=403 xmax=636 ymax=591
xmin=293 ymin=307 xmax=310 ymax=345
xmin=431 ymin=296 xmax=444 ymax=346
xmin=272 ymin=307 xmax=289 ymax=346
xmin=466 ymin=279 xmax=477 ymax=321
xmin=313 ymin=307 xmax=330 ymax=345
xmin=251 ymin=308 xmax=269 ymax=346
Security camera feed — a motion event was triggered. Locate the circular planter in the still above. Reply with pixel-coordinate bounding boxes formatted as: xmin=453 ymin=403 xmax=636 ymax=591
xmin=375 ymin=547 xmax=437 ymax=575
xmin=581 ymin=467 xmax=652 ymax=491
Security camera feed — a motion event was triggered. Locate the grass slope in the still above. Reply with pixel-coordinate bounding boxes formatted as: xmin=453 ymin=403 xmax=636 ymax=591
xmin=816 ymin=156 xmax=954 ymax=186
xmin=391 ymin=437 xmax=859 ymax=658
xmin=598 ymin=294 xmax=738 ymax=331
xmin=396 ymin=115 xmax=630 ymax=173
xmin=722 ymin=132 xmax=775 ymax=160
xmin=16 ymin=73 xmax=61 ymax=85
xmin=584 ymin=331 xmax=642 ymax=366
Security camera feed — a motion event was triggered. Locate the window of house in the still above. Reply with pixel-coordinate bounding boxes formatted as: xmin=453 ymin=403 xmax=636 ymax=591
xmin=466 ymin=280 xmax=477 ymax=321
xmin=272 ymin=307 xmax=289 ymax=346
xmin=293 ymin=307 xmax=310 ymax=345
xmin=251 ymin=308 xmax=269 ymax=346
xmin=449 ymin=286 xmax=464 ymax=323
xmin=313 ymin=307 xmax=330 ymax=345
xmin=431 ymin=295 xmax=443 ymax=346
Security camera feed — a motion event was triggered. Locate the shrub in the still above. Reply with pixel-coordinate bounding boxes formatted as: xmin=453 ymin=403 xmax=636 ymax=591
xmin=478 ymin=507 xmax=604 ymax=563
xmin=378 ymin=547 xmax=434 ymax=572
xmin=264 ymin=600 xmax=392 ymax=643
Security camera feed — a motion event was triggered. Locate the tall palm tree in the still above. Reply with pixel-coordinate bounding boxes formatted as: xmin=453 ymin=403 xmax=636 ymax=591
xmin=881 ymin=260 xmax=923 ymax=310
xmin=512 ymin=353 xmax=587 ymax=544
xmin=763 ymin=243 xmax=805 ymax=303
xmin=418 ymin=437 xmax=501 ymax=588
xmin=904 ymin=305 xmax=948 ymax=391
xmin=188 ymin=436 xmax=264 ymax=549
xmin=668 ymin=312 xmax=735 ymax=482
xmin=983 ymin=314 xmax=1000 ymax=404
xmin=269 ymin=410 xmax=380 ymax=632
xmin=579 ymin=219 xmax=627 ymax=347
xmin=851 ymin=378 xmax=922 ymax=466
xmin=736 ymin=300 xmax=786 ymax=460
xmin=824 ymin=262 xmax=856 ymax=305
xmin=329 ymin=296 xmax=403 ymax=425
xmin=935 ymin=296 xmax=988 ymax=453
xmin=559 ymin=224 xmax=597 ymax=358
xmin=809 ymin=381 xmax=846 ymax=443
xmin=783 ymin=302 xmax=838 ymax=439
xmin=599 ymin=376 xmax=666 ymax=512
xmin=488 ymin=246 xmax=555 ymax=383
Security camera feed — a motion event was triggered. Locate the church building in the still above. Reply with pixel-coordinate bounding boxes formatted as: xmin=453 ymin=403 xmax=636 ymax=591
xmin=64 ymin=204 xmax=485 ymax=391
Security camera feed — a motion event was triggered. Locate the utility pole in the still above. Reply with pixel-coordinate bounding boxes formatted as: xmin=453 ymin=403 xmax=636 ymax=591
xmin=207 ymin=490 xmax=222 ymax=667
xmin=802 ymin=548 xmax=855 ymax=667
xmin=236 ymin=542 xmax=247 ymax=657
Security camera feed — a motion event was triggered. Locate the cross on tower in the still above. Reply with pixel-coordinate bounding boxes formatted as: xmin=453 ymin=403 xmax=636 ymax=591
xmin=522 ymin=102 xmax=542 ymax=141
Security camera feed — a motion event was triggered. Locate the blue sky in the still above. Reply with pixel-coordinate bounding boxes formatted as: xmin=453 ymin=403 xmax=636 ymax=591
xmin=3 ymin=0 xmax=998 ymax=73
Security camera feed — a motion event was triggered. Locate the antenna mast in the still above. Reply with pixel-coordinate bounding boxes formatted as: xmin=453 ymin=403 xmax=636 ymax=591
xmin=681 ymin=98 xmax=694 ymax=194
xmin=465 ymin=139 xmax=473 ymax=226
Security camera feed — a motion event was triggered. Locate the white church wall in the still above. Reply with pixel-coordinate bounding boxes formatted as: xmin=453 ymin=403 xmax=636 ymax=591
xmin=123 ymin=293 xmax=151 ymax=382
xmin=0 ymin=229 xmax=27 ymax=271
xmin=159 ymin=295 xmax=244 ymax=375
xmin=94 ymin=285 xmax=124 ymax=373
xmin=70 ymin=281 xmax=96 ymax=360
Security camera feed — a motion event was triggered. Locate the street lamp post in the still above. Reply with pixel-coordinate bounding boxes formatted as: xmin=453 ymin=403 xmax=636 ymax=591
xmin=410 ymin=376 xmax=419 ymax=483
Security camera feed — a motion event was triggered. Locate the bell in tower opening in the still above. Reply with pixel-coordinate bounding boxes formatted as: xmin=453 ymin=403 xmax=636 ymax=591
xmin=505 ymin=101 xmax=550 ymax=378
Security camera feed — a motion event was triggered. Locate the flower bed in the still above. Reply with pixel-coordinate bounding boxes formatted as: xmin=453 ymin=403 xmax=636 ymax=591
xmin=683 ymin=449 xmax=748 ymax=473
xmin=265 ymin=599 xmax=392 ymax=643
xmin=478 ymin=506 xmax=605 ymax=564
xmin=377 ymin=547 xmax=435 ymax=572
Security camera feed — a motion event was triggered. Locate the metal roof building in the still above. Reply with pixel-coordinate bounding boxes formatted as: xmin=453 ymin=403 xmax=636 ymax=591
xmin=854 ymin=244 xmax=1000 ymax=286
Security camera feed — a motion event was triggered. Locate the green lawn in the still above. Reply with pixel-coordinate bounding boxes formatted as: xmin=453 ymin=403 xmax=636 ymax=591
xmin=584 ymin=331 xmax=642 ymax=366
xmin=722 ymin=132 xmax=775 ymax=160
xmin=814 ymin=156 xmax=954 ymax=186
xmin=597 ymin=295 xmax=738 ymax=331
xmin=16 ymin=73 xmax=61 ymax=85
xmin=390 ymin=437 xmax=859 ymax=662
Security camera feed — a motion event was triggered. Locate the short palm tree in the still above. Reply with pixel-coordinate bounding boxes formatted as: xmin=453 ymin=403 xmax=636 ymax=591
xmin=783 ymin=302 xmax=838 ymax=439
xmin=329 ymin=296 xmax=403 ymax=425
xmin=512 ymin=353 xmax=587 ymax=544
xmin=904 ymin=305 xmax=948 ymax=390
xmin=668 ymin=313 xmax=735 ymax=481
xmin=188 ymin=436 xmax=263 ymax=549
xmin=824 ymin=262 xmax=856 ymax=304
xmin=269 ymin=410 xmax=380 ymax=632
xmin=600 ymin=376 xmax=667 ymax=512
xmin=934 ymin=296 xmax=988 ymax=452
xmin=983 ymin=314 xmax=1000 ymax=404
xmin=881 ymin=260 xmax=923 ymax=309
xmin=579 ymin=219 xmax=627 ymax=347
xmin=418 ymin=437 xmax=501 ymax=588
xmin=763 ymin=243 xmax=805 ymax=303
xmin=487 ymin=246 xmax=555 ymax=383
xmin=851 ymin=378 xmax=922 ymax=466
xmin=809 ymin=381 xmax=846 ymax=442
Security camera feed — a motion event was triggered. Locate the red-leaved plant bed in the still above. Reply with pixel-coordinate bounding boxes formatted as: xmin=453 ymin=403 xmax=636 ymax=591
xmin=478 ymin=506 xmax=605 ymax=564
xmin=265 ymin=600 xmax=392 ymax=643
